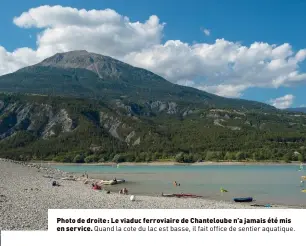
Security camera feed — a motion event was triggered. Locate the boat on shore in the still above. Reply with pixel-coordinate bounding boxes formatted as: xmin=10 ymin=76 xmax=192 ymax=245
xmin=161 ymin=193 xmax=175 ymax=197
xmin=162 ymin=193 xmax=203 ymax=198
xmin=233 ymin=197 xmax=253 ymax=202
xmin=251 ymin=204 xmax=271 ymax=207
xmin=100 ymin=179 xmax=125 ymax=185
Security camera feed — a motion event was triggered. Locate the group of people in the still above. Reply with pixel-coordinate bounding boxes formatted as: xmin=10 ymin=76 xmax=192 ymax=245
xmin=173 ymin=181 xmax=180 ymax=186
xmin=119 ymin=188 xmax=128 ymax=195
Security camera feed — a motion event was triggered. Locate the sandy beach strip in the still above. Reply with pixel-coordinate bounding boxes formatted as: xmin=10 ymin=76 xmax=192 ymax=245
xmin=0 ymin=159 xmax=292 ymax=231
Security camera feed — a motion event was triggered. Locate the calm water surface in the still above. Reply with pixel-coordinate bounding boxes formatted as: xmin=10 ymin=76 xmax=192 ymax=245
xmin=54 ymin=164 xmax=306 ymax=206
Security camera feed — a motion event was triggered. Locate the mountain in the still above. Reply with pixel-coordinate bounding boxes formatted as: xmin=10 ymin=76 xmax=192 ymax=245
xmin=0 ymin=50 xmax=274 ymax=111
xmin=286 ymin=107 xmax=306 ymax=114
xmin=0 ymin=50 xmax=305 ymax=163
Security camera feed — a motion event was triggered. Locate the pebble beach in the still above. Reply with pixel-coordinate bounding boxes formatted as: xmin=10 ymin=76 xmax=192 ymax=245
xmin=0 ymin=159 xmax=292 ymax=231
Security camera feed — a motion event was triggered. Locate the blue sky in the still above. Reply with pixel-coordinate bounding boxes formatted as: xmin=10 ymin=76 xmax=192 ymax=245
xmin=1 ymin=0 xmax=306 ymax=108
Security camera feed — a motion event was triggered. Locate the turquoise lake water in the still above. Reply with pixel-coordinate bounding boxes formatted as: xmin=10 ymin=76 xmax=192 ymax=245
xmin=54 ymin=164 xmax=306 ymax=206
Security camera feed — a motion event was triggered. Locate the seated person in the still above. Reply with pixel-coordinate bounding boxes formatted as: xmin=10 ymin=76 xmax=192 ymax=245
xmin=92 ymin=183 xmax=102 ymax=190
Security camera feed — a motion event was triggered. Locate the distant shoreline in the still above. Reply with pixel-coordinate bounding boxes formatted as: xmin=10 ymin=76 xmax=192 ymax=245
xmin=35 ymin=160 xmax=304 ymax=167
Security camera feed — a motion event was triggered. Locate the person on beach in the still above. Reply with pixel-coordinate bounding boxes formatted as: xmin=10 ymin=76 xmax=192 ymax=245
xmin=92 ymin=183 xmax=102 ymax=190
xmin=52 ymin=181 xmax=60 ymax=187
xmin=119 ymin=188 xmax=128 ymax=194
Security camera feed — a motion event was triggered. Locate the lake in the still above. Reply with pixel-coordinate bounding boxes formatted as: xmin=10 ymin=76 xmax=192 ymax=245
xmin=53 ymin=164 xmax=306 ymax=207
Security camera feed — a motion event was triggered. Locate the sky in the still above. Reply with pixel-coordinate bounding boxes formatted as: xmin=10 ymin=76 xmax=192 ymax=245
xmin=1 ymin=0 xmax=306 ymax=109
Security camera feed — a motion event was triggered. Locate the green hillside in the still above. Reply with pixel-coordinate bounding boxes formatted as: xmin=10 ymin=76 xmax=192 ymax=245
xmin=0 ymin=93 xmax=305 ymax=163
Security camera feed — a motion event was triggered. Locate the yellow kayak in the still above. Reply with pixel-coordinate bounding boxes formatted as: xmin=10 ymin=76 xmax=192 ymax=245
xmin=301 ymin=176 xmax=306 ymax=180
xmin=301 ymin=189 xmax=306 ymax=193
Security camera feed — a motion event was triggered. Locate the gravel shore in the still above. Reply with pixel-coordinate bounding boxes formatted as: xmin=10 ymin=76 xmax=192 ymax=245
xmin=0 ymin=159 xmax=290 ymax=231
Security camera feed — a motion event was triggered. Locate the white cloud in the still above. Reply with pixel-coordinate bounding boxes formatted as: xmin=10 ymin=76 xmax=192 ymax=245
xmin=0 ymin=47 xmax=40 ymax=75
xmin=0 ymin=5 xmax=165 ymax=75
xmin=197 ymin=84 xmax=248 ymax=98
xmin=124 ymin=40 xmax=306 ymax=97
xmin=269 ymin=94 xmax=295 ymax=109
xmin=0 ymin=5 xmax=306 ymax=98
xmin=203 ymin=28 xmax=210 ymax=36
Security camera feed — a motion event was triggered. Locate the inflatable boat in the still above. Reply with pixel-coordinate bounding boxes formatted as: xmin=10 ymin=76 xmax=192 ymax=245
xmin=100 ymin=179 xmax=125 ymax=185
xmin=233 ymin=197 xmax=253 ymax=202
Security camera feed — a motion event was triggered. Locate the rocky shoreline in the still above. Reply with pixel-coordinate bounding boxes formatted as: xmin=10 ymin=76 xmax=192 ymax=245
xmin=0 ymin=159 xmax=292 ymax=231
